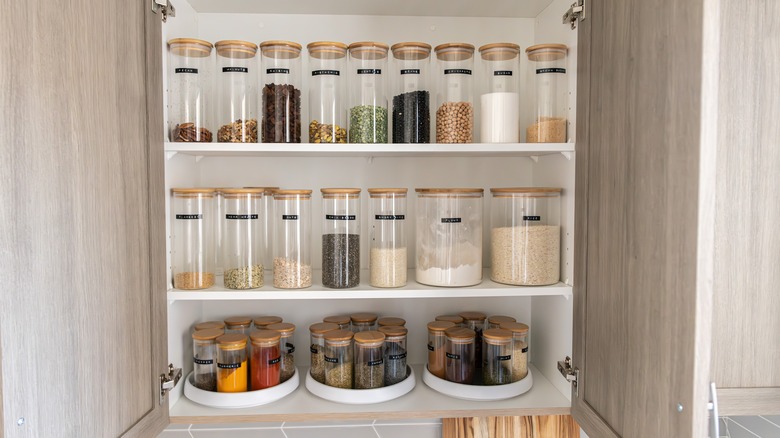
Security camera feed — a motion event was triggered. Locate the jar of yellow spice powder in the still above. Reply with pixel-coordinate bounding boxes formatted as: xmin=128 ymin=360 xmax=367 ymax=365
xmin=216 ymin=333 xmax=248 ymax=392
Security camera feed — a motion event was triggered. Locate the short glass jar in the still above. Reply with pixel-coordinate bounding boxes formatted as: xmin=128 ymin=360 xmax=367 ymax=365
xmin=526 ymin=44 xmax=568 ymax=143
xmin=487 ymin=315 xmax=516 ymax=330
xmin=309 ymin=322 xmax=339 ymax=384
xmin=390 ymin=42 xmax=432 ymax=143
xmin=435 ymin=315 xmax=464 ymax=327
xmin=167 ymin=38 xmax=213 ymax=142
xmin=260 ymin=40 xmax=303 ymax=143
xmin=377 ymin=317 xmax=406 ymax=328
xmin=221 ymin=188 xmax=264 ymax=289
xmin=379 ymin=326 xmax=408 ymax=386
xmin=350 ymin=313 xmax=378 ymax=333
xmin=444 ymin=327 xmax=476 ymax=384
xmin=434 ymin=43 xmax=475 ymax=143
xmin=215 ymin=40 xmax=259 ymax=143
xmin=272 ymin=190 xmax=313 ymax=289
xmin=171 ymin=188 xmax=216 ymax=290
xmin=192 ymin=328 xmax=223 ymax=391
xmin=253 ymin=315 xmax=283 ymax=330
xmin=321 ymin=188 xmax=361 ymax=289
xmin=482 ymin=328 xmax=513 ymax=385
xmin=249 ymin=329 xmax=281 ymax=390
xmin=348 ymin=42 xmax=389 ymax=143
xmin=323 ymin=315 xmax=351 ymax=330
xmin=500 ymin=322 xmax=529 ymax=381
xmin=224 ymin=316 xmax=252 ymax=336
xmin=479 ymin=43 xmax=521 ymax=143
xmin=216 ymin=334 xmax=248 ymax=393
xmin=427 ymin=321 xmax=456 ymax=379
xmin=267 ymin=323 xmax=296 ymax=383
xmin=307 ymin=41 xmax=348 ymax=144
xmin=459 ymin=311 xmax=486 ymax=370
xmin=193 ymin=320 xmax=225 ymax=333
xmin=324 ymin=329 xmax=355 ymax=389
xmin=354 ymin=331 xmax=386 ymax=389
xmin=368 ymin=188 xmax=408 ymax=288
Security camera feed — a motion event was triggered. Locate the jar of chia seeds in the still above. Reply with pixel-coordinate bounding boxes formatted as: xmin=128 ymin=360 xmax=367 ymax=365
xmin=167 ymin=38 xmax=213 ymax=142
xmin=267 ymin=323 xmax=296 ymax=383
xmin=272 ymin=190 xmax=313 ymax=289
xmin=379 ymin=326 xmax=408 ymax=386
xmin=390 ymin=42 xmax=431 ymax=143
xmin=434 ymin=43 xmax=475 ymax=143
xmin=350 ymin=313 xmax=378 ymax=332
xmin=221 ymin=188 xmax=264 ymax=289
xmin=500 ymin=321 xmax=529 ymax=381
xmin=307 ymin=41 xmax=348 ymax=144
xmin=354 ymin=331 xmax=385 ymax=389
xmin=482 ymin=328 xmax=513 ymax=385
xmin=323 ymin=315 xmax=351 ymax=330
xmin=215 ymin=40 xmax=258 ymax=143
xmin=249 ymin=329 xmax=281 ymax=390
xmin=216 ymin=334 xmax=248 ymax=393
xmin=444 ymin=327 xmax=476 ymax=384
xmin=526 ymin=44 xmax=568 ymax=143
xmin=171 ymin=188 xmax=216 ymax=290
xmin=368 ymin=188 xmax=408 ymax=288
xmin=487 ymin=315 xmax=516 ymax=330
xmin=309 ymin=322 xmax=339 ymax=384
xmin=324 ymin=329 xmax=354 ymax=389
xmin=427 ymin=321 xmax=455 ymax=379
xmin=321 ymin=188 xmax=361 ymax=288
xmin=192 ymin=328 xmax=222 ymax=391
xmin=260 ymin=40 xmax=302 ymax=143
xmin=348 ymin=42 xmax=389 ymax=143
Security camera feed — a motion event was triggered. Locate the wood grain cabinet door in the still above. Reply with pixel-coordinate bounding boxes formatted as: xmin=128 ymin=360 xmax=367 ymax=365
xmin=0 ymin=1 xmax=168 ymax=437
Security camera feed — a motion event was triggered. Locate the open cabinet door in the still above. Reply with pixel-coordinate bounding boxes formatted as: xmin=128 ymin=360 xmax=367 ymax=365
xmin=0 ymin=1 xmax=168 ymax=436
xmin=571 ymin=0 xmax=714 ymax=436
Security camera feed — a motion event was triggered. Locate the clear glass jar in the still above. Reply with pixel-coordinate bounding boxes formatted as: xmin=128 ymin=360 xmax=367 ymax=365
xmin=415 ymin=188 xmax=483 ymax=287
xmin=348 ymin=42 xmax=389 ymax=144
xmin=272 ymin=190 xmax=312 ymax=289
xmin=350 ymin=313 xmax=377 ymax=332
xmin=377 ymin=317 xmax=405 ymax=328
xmin=168 ymin=38 xmax=213 ymax=142
xmin=390 ymin=42 xmax=431 ymax=144
xmin=379 ymin=326 xmax=408 ymax=386
xmin=490 ymin=187 xmax=562 ymax=285
xmin=487 ymin=315 xmax=516 ymax=330
xmin=267 ymin=323 xmax=296 ymax=383
xmin=171 ymin=188 xmax=216 ymax=290
xmin=445 ymin=327 xmax=476 ymax=384
xmin=354 ymin=331 xmax=385 ymax=389
xmin=221 ymin=188 xmax=264 ymax=289
xmin=253 ymin=315 xmax=283 ymax=330
xmin=435 ymin=315 xmax=463 ymax=327
xmin=459 ymin=312 xmax=486 ymax=370
xmin=501 ymin=322 xmax=529 ymax=381
xmin=260 ymin=40 xmax=303 ymax=143
xmin=309 ymin=322 xmax=339 ymax=384
xmin=427 ymin=321 xmax=456 ymax=378
xmin=321 ymin=188 xmax=361 ymax=288
xmin=323 ymin=315 xmax=351 ymax=330
xmin=479 ymin=43 xmax=520 ymax=143
xmin=224 ymin=316 xmax=252 ymax=336
xmin=526 ymin=44 xmax=568 ymax=143
xmin=216 ymin=334 xmax=248 ymax=392
xmin=482 ymin=328 xmax=513 ymax=385
xmin=215 ymin=40 xmax=258 ymax=143
xmin=193 ymin=320 xmax=225 ymax=333
xmin=192 ymin=328 xmax=222 ymax=391
xmin=434 ymin=43 xmax=475 ymax=143
xmin=213 ymin=188 xmax=228 ymax=276
xmin=368 ymin=188 xmax=407 ymax=288
xmin=324 ymin=329 xmax=354 ymax=389
xmin=249 ymin=329 xmax=281 ymax=390
xmin=243 ymin=186 xmax=280 ymax=273
xmin=307 ymin=41 xmax=348 ymax=144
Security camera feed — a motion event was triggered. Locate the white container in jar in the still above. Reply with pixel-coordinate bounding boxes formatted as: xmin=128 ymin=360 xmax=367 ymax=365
xmin=526 ymin=44 xmax=568 ymax=143
xmin=348 ymin=42 xmax=389 ymax=144
xmin=221 ymin=188 xmax=264 ymax=290
xmin=415 ymin=188 xmax=483 ymax=287
xmin=260 ymin=40 xmax=303 ymax=143
xmin=434 ymin=43 xmax=475 ymax=144
xmin=167 ymin=38 xmax=213 ymax=142
xmin=307 ymin=41 xmax=348 ymax=144
xmin=215 ymin=40 xmax=258 ymax=143
xmin=479 ymin=43 xmax=520 ymax=143
xmin=321 ymin=188 xmax=361 ymax=289
xmin=368 ymin=188 xmax=408 ymax=288
xmin=390 ymin=42 xmax=432 ymax=144
xmin=272 ymin=190 xmax=312 ymax=289
xmin=171 ymin=188 xmax=216 ymax=290
xmin=490 ymin=187 xmax=561 ymax=285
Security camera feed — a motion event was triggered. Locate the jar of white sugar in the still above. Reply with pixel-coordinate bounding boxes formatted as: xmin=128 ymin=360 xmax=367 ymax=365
xmin=479 ymin=43 xmax=521 ymax=143
xmin=368 ymin=188 xmax=408 ymax=288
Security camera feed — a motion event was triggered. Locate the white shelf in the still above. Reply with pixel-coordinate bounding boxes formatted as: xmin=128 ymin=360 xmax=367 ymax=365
xmin=169 ymin=364 xmax=570 ymax=424
xmin=167 ymin=269 xmax=572 ymax=301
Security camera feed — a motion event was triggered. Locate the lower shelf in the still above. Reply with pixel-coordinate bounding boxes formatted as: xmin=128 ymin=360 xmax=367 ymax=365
xmin=169 ymin=364 xmax=570 ymax=424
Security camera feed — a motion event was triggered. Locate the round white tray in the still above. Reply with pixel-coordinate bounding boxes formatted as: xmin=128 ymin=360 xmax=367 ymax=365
xmin=422 ymin=365 xmax=533 ymax=401
xmin=305 ymin=365 xmax=416 ymax=404
xmin=184 ymin=368 xmax=300 ymax=408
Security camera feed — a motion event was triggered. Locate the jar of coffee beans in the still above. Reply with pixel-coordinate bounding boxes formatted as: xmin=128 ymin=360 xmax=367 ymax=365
xmin=260 ymin=40 xmax=303 ymax=143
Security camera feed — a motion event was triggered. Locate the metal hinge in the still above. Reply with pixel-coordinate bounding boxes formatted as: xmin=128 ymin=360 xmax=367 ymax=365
xmin=557 ymin=356 xmax=580 ymax=396
xmin=562 ymin=0 xmax=585 ymax=29
xmin=152 ymin=0 xmax=176 ymax=22
xmin=159 ymin=363 xmax=182 ymax=404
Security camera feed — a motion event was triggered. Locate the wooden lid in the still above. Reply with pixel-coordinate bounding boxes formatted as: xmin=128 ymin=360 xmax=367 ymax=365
xmin=391 ymin=42 xmax=432 ymax=60
xmin=217 ymin=333 xmax=248 ymax=348
xmin=487 ymin=315 xmax=517 ymax=326
xmin=378 ymin=326 xmax=408 ymax=337
xmin=445 ymin=326 xmax=476 ymax=340
xmin=483 ymin=328 xmax=513 ymax=342
xmin=321 ymin=188 xmax=361 ymax=195
xmin=354 ymin=331 xmax=386 ymax=345
xmin=249 ymin=329 xmax=281 ymax=343
xmin=427 ymin=321 xmax=456 ymax=332
xmin=253 ymin=316 xmax=283 ymax=327
xmin=435 ymin=315 xmax=463 ymax=324
xmin=193 ymin=321 xmax=225 ymax=331
xmin=310 ymin=322 xmax=340 ymax=334
xmin=415 ymin=188 xmax=484 ymax=195
xmin=324 ymin=329 xmax=354 ymax=342
xmin=215 ymin=40 xmax=258 ymax=59
xmin=479 ymin=43 xmax=520 ymax=62
xmin=458 ymin=311 xmax=487 ymax=321
xmin=260 ymin=40 xmax=302 ymax=50
xmin=168 ymin=38 xmax=213 ymax=57
xmin=172 ymin=188 xmax=216 ymax=196
xmin=273 ymin=189 xmax=312 ymax=197
xmin=224 ymin=316 xmax=252 ymax=328
xmin=221 ymin=188 xmax=264 ymax=198
xmin=192 ymin=328 xmax=224 ymax=340
xmin=260 ymin=40 xmax=302 ymax=59
xmin=350 ymin=312 xmax=378 ymax=323
xmin=349 ymin=42 xmax=389 ymax=60
xmin=307 ymin=41 xmax=348 ymax=59
xmin=434 ymin=43 xmax=475 ymax=61
xmin=267 ymin=322 xmax=296 ymax=334
xmin=377 ymin=317 xmax=406 ymax=327
xmin=526 ymin=44 xmax=568 ymax=61
xmin=324 ymin=315 xmax=351 ymax=325
xmin=500 ymin=322 xmax=529 ymax=334
xmin=367 ymin=188 xmax=408 ymax=197
xmin=490 ymin=187 xmax=562 ymax=196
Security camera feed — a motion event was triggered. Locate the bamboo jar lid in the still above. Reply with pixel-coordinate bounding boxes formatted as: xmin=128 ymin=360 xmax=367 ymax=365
xmin=224 ymin=316 xmax=252 ymax=328
xmin=253 ymin=316 xmax=283 ymax=327
xmin=350 ymin=312 xmax=378 ymax=323
xmin=193 ymin=321 xmax=225 ymax=332
xmin=324 ymin=315 xmax=351 ymax=325
xmin=192 ymin=328 xmax=223 ymax=341
xmin=324 ymin=329 xmax=354 ymax=342
xmin=310 ymin=322 xmax=340 ymax=334
xmin=428 ymin=321 xmax=456 ymax=332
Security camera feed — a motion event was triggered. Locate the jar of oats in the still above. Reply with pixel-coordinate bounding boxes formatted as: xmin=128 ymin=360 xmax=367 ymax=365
xmin=272 ymin=190 xmax=312 ymax=289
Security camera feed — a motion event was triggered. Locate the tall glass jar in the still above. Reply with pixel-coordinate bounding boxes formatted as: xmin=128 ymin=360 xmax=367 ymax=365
xmin=171 ymin=188 xmax=216 ymax=290
xmin=192 ymin=328 xmax=222 ymax=391
xmin=221 ymin=188 xmax=264 ymax=289
xmin=253 ymin=315 xmax=283 ymax=330
xmin=168 ymin=38 xmax=213 ymax=142
xmin=415 ymin=188 xmax=483 ymax=287
xmin=309 ymin=322 xmax=339 ymax=383
xmin=445 ymin=327 xmax=476 ymax=384
xmin=354 ymin=331 xmax=385 ymax=389
xmin=435 ymin=315 xmax=463 ymax=327
xmin=193 ymin=320 xmax=225 ymax=333
xmin=377 ymin=317 xmax=405 ymax=328
xmin=272 ymin=190 xmax=312 ymax=289
xmin=243 ymin=186 xmax=280 ymax=273
xmin=390 ymin=42 xmax=431 ymax=143
xmin=348 ymin=42 xmax=389 ymax=143
xmin=500 ymin=322 xmax=529 ymax=381
xmin=249 ymin=329 xmax=281 ymax=390
xmin=307 ymin=41 xmax=348 ymax=144
xmin=368 ymin=188 xmax=407 ymax=288
xmin=379 ymin=326 xmax=408 ymax=386
xmin=427 ymin=321 xmax=456 ymax=378
xmin=323 ymin=315 xmax=351 ymax=330
xmin=267 ymin=323 xmax=296 ymax=382
xmin=321 ymin=188 xmax=361 ymax=288
xmin=490 ymin=187 xmax=562 ymax=285
xmin=215 ymin=40 xmax=258 ymax=143
xmin=482 ymin=328 xmax=513 ymax=385
xmin=324 ymin=329 xmax=354 ymax=389
xmin=224 ymin=316 xmax=252 ymax=336
xmin=216 ymin=334 xmax=248 ymax=392
xmin=479 ymin=43 xmax=520 ymax=143
xmin=434 ymin=43 xmax=474 ymax=143
xmin=350 ymin=313 xmax=377 ymax=332
xmin=526 ymin=44 xmax=568 ymax=143
xmin=260 ymin=40 xmax=302 ymax=143
xmin=459 ymin=312 xmax=486 ymax=370
xmin=487 ymin=315 xmax=516 ymax=330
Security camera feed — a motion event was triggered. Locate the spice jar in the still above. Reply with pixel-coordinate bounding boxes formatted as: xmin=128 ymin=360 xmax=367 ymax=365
xmin=168 ymin=38 xmax=213 ymax=142
xmin=348 ymin=42 xmax=389 ymax=143
xmin=321 ymin=188 xmax=361 ymax=288
xmin=390 ymin=42 xmax=432 ymax=143
xmin=193 ymin=320 xmax=225 ymax=333
xmin=192 ymin=328 xmax=222 ymax=391
xmin=526 ymin=44 xmax=568 ymax=143
xmin=435 ymin=315 xmax=464 ymax=327
xmin=459 ymin=311 xmax=486 ymax=369
xmin=309 ymin=322 xmax=339 ymax=384
xmin=249 ymin=329 xmax=281 ymax=390
xmin=379 ymin=326 xmax=408 ymax=386
xmin=267 ymin=323 xmax=296 ymax=382
xmin=324 ymin=329 xmax=354 ymax=389
xmin=307 ymin=42 xmax=348 ymax=144
xmin=260 ymin=40 xmax=303 ymax=143
xmin=216 ymin=334 xmax=248 ymax=392
xmin=350 ymin=313 xmax=378 ymax=332
xmin=487 ymin=315 xmax=516 ymax=330
xmin=272 ymin=190 xmax=313 ymax=289
xmin=224 ymin=316 xmax=252 ymax=336
xmin=427 ymin=321 xmax=456 ymax=378
xmin=323 ymin=315 xmax=351 ymax=330
xmin=171 ymin=188 xmax=216 ymax=290
xmin=415 ymin=188 xmax=483 ymax=287
xmin=434 ymin=43 xmax=475 ymax=143
xmin=253 ymin=315 xmax=283 ymax=329
xmin=500 ymin=322 xmax=529 ymax=381
xmin=221 ymin=188 xmax=264 ymax=289
xmin=354 ymin=331 xmax=386 ymax=389
xmin=445 ymin=327 xmax=476 ymax=384
xmin=368 ymin=188 xmax=408 ymax=288
xmin=479 ymin=43 xmax=520 ymax=143
xmin=215 ymin=40 xmax=258 ymax=143
xmin=377 ymin=317 xmax=406 ymax=328
xmin=482 ymin=328 xmax=513 ymax=385
xmin=490 ymin=187 xmax=562 ymax=285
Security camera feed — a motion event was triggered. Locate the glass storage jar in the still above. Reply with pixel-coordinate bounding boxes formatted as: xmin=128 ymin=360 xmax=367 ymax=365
xmin=445 ymin=327 xmax=476 ymax=384
xmin=168 ymin=38 xmax=213 ymax=142
xmin=267 ymin=323 xmax=296 ymax=382
xmin=482 ymin=328 xmax=513 ymax=385
xmin=434 ymin=43 xmax=475 ymax=143
xmin=321 ymin=188 xmax=361 ymax=288
xmin=309 ymin=322 xmax=339 ymax=383
xmin=192 ymin=328 xmax=222 ymax=391
xmin=216 ymin=333 xmax=248 ymax=392
xmin=242 ymin=186 xmax=279 ymax=273
xmin=260 ymin=40 xmax=302 ymax=143
xmin=490 ymin=187 xmax=562 ymax=285
xmin=323 ymin=315 xmax=351 ymax=330
xmin=526 ymin=44 xmax=568 ymax=143
xmin=368 ymin=188 xmax=408 ymax=288
xmin=171 ymin=188 xmax=216 ymax=290
xmin=350 ymin=313 xmax=378 ymax=332
xmin=348 ymin=42 xmax=389 ymax=143
xmin=487 ymin=315 xmax=516 ymax=330
xmin=324 ymin=329 xmax=354 ymax=389
xmin=500 ymin=322 xmax=529 ymax=381
xmin=249 ymin=329 xmax=281 ymax=390
xmin=415 ymin=188 xmax=483 ymax=287
xmin=379 ymin=326 xmax=408 ymax=386
xmin=435 ymin=315 xmax=464 ymax=327
xmin=221 ymin=188 xmax=264 ymax=289
xmin=377 ymin=317 xmax=405 ymax=328
xmin=427 ymin=321 xmax=455 ymax=378
xmin=307 ymin=41 xmax=348 ymax=144
xmin=213 ymin=188 xmax=228 ymax=276
xmin=479 ymin=43 xmax=520 ymax=143
xmin=215 ymin=40 xmax=258 ymax=143
xmin=224 ymin=316 xmax=252 ymax=336
xmin=459 ymin=311 xmax=486 ymax=370
xmin=193 ymin=320 xmax=225 ymax=333
xmin=253 ymin=315 xmax=283 ymax=329
xmin=272 ymin=190 xmax=312 ymax=289
xmin=354 ymin=331 xmax=385 ymax=389
xmin=390 ymin=42 xmax=431 ymax=143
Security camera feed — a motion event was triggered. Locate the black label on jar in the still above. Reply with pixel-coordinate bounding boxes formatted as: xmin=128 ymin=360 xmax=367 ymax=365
xmin=223 ymin=67 xmax=248 ymax=73
xmin=282 ymin=214 xmax=299 ymax=220
xmin=375 ymin=215 xmax=405 ymax=220
xmin=176 ymin=214 xmax=202 ymax=220
xmin=389 ymin=352 xmax=407 ymax=360
xmin=444 ymin=69 xmax=472 ymax=75
xmin=268 ymin=356 xmax=281 ymax=365
xmin=175 ymin=67 xmax=198 ymax=74
xmin=310 ymin=346 xmax=319 ymax=354
xmin=368 ymin=359 xmax=384 ymax=366
xmin=357 ymin=68 xmax=381 ymax=74
xmin=441 ymin=218 xmax=462 ymax=223
xmin=497 ymin=355 xmax=512 ymax=361
xmin=401 ymin=69 xmax=421 ymax=75
xmin=226 ymin=214 xmax=258 ymax=220
xmin=523 ymin=215 xmax=541 ymax=221
xmin=217 ymin=362 xmax=242 ymax=369
xmin=494 ymin=70 xmax=513 ymax=76
xmin=427 ymin=344 xmax=435 ymax=351
xmin=193 ymin=357 xmax=213 ymax=365
xmin=324 ymin=356 xmax=339 ymax=363
xmin=312 ymin=69 xmax=340 ymax=76
xmin=267 ymin=68 xmax=290 ymax=74
xmin=446 ymin=352 xmax=461 ymax=360
xmin=536 ymin=67 xmax=566 ymax=74
xmin=286 ymin=343 xmax=295 ymax=354
xmin=326 ymin=214 xmax=356 ymax=220
xmin=522 ymin=346 xmax=529 ymax=353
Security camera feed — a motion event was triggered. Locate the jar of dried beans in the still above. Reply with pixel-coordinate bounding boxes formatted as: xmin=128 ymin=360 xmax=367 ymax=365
xmin=348 ymin=42 xmax=389 ymax=144
xmin=272 ymin=190 xmax=312 ymax=289
xmin=368 ymin=188 xmax=408 ymax=288
xmin=434 ymin=43 xmax=475 ymax=143
xmin=307 ymin=41 xmax=348 ymax=144
xmin=260 ymin=40 xmax=302 ymax=143
xmin=215 ymin=40 xmax=258 ymax=143
xmin=526 ymin=44 xmax=568 ymax=143
xmin=171 ymin=188 xmax=216 ymax=290
xmin=168 ymin=38 xmax=213 ymax=142
xmin=390 ymin=42 xmax=432 ymax=143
